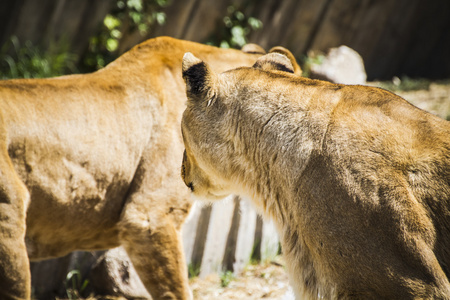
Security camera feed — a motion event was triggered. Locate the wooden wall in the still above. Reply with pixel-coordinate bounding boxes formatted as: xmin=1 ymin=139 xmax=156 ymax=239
xmin=0 ymin=0 xmax=112 ymax=57
xmin=1 ymin=0 xmax=449 ymax=79
xmin=145 ymin=0 xmax=450 ymax=80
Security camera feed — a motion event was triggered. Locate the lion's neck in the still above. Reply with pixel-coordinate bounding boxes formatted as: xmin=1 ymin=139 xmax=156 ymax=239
xmin=226 ymin=89 xmax=336 ymax=298
xmin=228 ymin=89 xmax=329 ymax=218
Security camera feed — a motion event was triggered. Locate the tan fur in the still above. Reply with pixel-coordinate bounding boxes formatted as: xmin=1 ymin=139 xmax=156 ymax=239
xmin=181 ymin=52 xmax=450 ymax=299
xmin=0 ymin=36 xmax=269 ymax=300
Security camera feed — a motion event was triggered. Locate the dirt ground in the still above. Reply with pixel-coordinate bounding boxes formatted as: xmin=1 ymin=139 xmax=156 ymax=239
xmin=186 ymin=80 xmax=450 ymax=300
xmin=190 ymin=257 xmax=292 ymax=300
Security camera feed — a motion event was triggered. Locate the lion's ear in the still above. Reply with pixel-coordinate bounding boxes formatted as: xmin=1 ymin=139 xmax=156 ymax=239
xmin=269 ymin=47 xmax=302 ymax=76
xmin=241 ymin=43 xmax=266 ymax=54
xmin=182 ymin=52 xmax=214 ymax=98
xmin=253 ymin=52 xmax=295 ymax=74
xmin=254 ymin=46 xmax=302 ymax=76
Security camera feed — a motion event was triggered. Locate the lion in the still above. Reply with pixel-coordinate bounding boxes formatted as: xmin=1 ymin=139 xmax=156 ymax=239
xmin=180 ymin=51 xmax=450 ymax=299
xmin=0 ymin=36 xmax=287 ymax=300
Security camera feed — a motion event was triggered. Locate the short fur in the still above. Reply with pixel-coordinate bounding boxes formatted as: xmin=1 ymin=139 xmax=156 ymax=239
xmin=181 ymin=52 xmax=450 ymax=299
xmin=0 ymin=36 xmax=272 ymax=300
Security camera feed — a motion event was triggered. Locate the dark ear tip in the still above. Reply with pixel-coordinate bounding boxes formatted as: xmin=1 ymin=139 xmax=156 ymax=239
xmin=182 ymin=60 xmax=207 ymax=78
xmin=182 ymin=53 xmax=211 ymax=95
xmin=183 ymin=63 xmax=209 ymax=94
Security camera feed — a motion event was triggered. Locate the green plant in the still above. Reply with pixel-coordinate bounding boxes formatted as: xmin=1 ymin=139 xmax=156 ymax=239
xmin=188 ymin=263 xmax=201 ymax=278
xmin=207 ymin=5 xmax=262 ymax=49
xmin=0 ymin=36 xmax=77 ymax=79
xmin=377 ymin=76 xmax=431 ymax=92
xmin=249 ymin=237 xmax=261 ymax=265
xmin=220 ymin=270 xmax=235 ymax=288
xmin=83 ymin=0 xmax=169 ymax=71
xmin=64 ymin=269 xmax=89 ymax=300
xmin=300 ymin=51 xmax=325 ymax=78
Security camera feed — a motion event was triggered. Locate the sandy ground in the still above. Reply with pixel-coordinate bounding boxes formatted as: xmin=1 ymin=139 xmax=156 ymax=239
xmin=190 ymin=257 xmax=293 ymax=300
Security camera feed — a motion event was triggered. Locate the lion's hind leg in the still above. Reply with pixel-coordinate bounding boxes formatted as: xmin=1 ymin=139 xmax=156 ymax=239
xmin=0 ymin=146 xmax=31 ymax=299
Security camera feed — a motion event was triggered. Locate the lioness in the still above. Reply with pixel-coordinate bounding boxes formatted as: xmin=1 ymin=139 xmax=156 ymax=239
xmin=181 ymin=52 xmax=450 ymax=299
xmin=0 ymin=36 xmax=278 ymax=300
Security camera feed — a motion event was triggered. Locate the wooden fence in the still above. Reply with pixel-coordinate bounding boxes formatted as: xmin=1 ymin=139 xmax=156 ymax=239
xmin=182 ymin=196 xmax=279 ymax=278
xmin=146 ymin=0 xmax=450 ymax=80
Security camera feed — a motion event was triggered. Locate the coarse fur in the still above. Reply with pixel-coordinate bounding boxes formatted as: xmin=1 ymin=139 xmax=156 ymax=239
xmin=181 ymin=52 xmax=450 ymax=299
xmin=0 ymin=36 xmax=275 ymax=300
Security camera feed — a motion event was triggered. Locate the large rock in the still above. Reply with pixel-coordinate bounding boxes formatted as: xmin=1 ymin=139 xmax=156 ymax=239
xmin=88 ymin=247 xmax=151 ymax=299
xmin=310 ymin=45 xmax=367 ymax=85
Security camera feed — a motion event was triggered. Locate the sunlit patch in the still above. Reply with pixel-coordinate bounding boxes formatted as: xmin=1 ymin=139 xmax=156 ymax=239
xmin=190 ymin=191 xmax=231 ymax=203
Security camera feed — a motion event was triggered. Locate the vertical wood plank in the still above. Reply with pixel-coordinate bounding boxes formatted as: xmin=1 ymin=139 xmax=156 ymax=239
xmin=232 ymin=197 xmax=257 ymax=274
xmin=199 ymin=196 xmax=236 ymax=277
xmin=222 ymin=196 xmax=242 ymax=271
xmin=190 ymin=204 xmax=212 ymax=272
xmin=261 ymin=218 xmax=279 ymax=262
xmin=181 ymin=201 xmax=202 ymax=267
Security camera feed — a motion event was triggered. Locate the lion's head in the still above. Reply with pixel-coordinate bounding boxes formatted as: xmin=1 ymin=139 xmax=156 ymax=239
xmin=180 ymin=48 xmax=300 ymax=201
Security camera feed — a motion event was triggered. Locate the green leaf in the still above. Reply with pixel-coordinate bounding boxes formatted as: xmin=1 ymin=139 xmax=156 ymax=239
xmin=235 ymin=11 xmax=244 ymax=21
xmin=106 ymin=38 xmax=119 ymax=52
xmin=104 ymin=15 xmax=121 ymax=30
xmin=155 ymin=12 xmax=166 ymax=25
xmin=127 ymin=0 xmax=143 ymax=11
xmin=220 ymin=40 xmax=230 ymax=48
xmin=231 ymin=25 xmax=246 ymax=47
xmin=248 ymin=17 xmax=263 ymax=30
xmin=110 ymin=29 xmax=122 ymax=39
xmin=130 ymin=11 xmax=142 ymax=24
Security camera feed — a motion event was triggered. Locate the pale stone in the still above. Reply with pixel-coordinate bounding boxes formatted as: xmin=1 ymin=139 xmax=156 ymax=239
xmin=310 ymin=45 xmax=367 ymax=85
